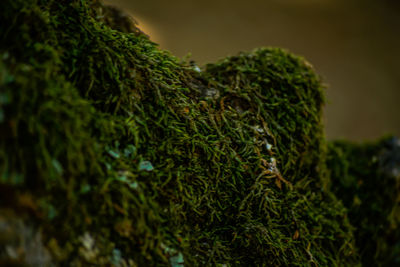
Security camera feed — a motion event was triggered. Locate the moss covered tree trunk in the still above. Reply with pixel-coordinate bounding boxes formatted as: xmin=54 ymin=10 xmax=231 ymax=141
xmin=0 ymin=0 xmax=399 ymax=266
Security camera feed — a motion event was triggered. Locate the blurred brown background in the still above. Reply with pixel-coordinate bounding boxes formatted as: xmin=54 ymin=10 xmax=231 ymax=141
xmin=104 ymin=0 xmax=400 ymax=141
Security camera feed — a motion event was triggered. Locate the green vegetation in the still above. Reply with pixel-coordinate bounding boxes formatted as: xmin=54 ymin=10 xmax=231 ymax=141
xmin=328 ymin=138 xmax=400 ymax=266
xmin=0 ymin=0 xmax=398 ymax=266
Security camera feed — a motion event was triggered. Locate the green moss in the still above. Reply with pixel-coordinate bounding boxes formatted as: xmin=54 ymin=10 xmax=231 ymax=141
xmin=328 ymin=138 xmax=400 ymax=266
xmin=0 ymin=0 xmax=397 ymax=266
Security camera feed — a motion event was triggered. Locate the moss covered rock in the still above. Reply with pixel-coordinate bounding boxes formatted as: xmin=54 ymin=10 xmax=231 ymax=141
xmin=0 ymin=0 xmax=398 ymax=266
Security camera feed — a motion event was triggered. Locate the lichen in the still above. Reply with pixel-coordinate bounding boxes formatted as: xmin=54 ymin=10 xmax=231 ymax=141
xmin=0 ymin=0 xmax=398 ymax=266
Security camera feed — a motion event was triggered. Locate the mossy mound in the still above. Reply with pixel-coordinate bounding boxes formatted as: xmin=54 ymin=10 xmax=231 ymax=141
xmin=0 ymin=0 xmax=398 ymax=266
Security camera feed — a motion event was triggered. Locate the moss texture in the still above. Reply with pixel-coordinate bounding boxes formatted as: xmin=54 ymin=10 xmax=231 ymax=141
xmin=328 ymin=138 xmax=400 ymax=266
xmin=0 ymin=0 xmax=398 ymax=266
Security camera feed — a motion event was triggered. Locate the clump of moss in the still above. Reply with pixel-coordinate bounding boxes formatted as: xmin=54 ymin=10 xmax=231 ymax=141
xmin=200 ymin=50 xmax=357 ymax=265
xmin=0 ymin=0 xmax=397 ymax=266
xmin=328 ymin=138 xmax=400 ymax=266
